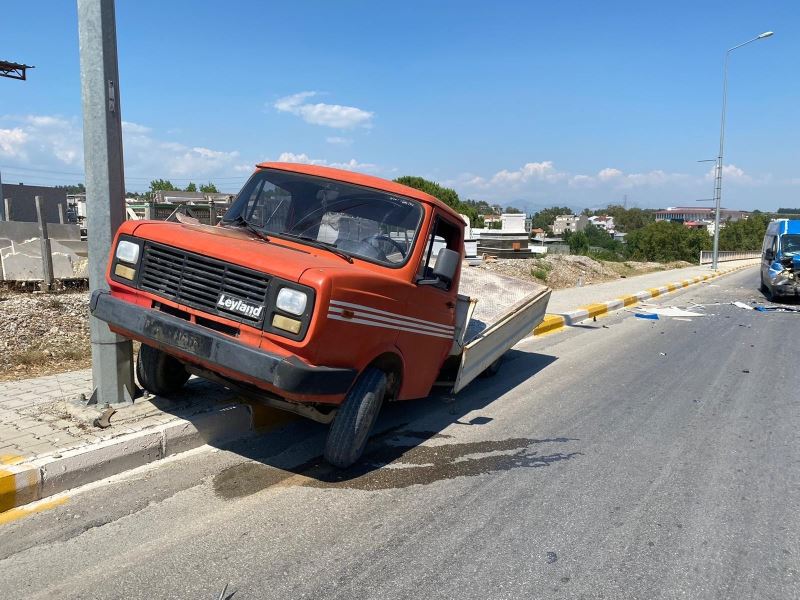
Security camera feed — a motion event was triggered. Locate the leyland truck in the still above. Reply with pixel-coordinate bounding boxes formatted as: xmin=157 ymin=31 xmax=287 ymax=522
xmin=91 ymin=163 xmax=550 ymax=467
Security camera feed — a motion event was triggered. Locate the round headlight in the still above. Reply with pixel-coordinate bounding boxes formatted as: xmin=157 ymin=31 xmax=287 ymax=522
xmin=276 ymin=288 xmax=308 ymax=316
xmin=116 ymin=240 xmax=140 ymax=264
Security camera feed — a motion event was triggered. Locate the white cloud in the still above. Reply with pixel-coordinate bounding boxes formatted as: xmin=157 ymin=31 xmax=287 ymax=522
xmin=0 ymin=127 xmax=28 ymax=157
xmin=705 ymin=163 xmax=752 ymax=184
xmin=277 ymin=151 xmax=377 ymax=172
xmin=0 ymin=115 xmax=82 ymax=166
xmin=0 ymin=114 xmax=252 ymax=191
xmin=490 ymin=161 xmax=566 ymax=186
xmin=597 ymin=167 xmax=623 ymax=181
xmin=274 ymin=92 xmax=374 ymax=129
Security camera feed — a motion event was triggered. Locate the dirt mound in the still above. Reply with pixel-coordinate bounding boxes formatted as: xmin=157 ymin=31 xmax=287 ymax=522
xmin=477 ymin=255 xmax=692 ymax=290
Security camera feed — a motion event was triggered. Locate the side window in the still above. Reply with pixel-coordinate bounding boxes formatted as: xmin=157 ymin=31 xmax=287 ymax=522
xmin=418 ymin=216 xmax=461 ymax=289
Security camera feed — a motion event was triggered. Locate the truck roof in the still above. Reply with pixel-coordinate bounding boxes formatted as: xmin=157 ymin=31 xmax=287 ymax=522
xmin=255 ymin=162 xmax=464 ymax=223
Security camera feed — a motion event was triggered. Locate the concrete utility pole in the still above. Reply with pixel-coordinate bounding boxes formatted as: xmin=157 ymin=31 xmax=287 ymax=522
xmin=711 ymin=31 xmax=774 ymax=271
xmin=78 ymin=0 xmax=135 ymax=405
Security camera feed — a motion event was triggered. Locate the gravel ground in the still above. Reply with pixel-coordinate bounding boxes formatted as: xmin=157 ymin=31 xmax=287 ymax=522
xmin=0 ymin=255 xmax=692 ymax=380
xmin=477 ymin=255 xmax=692 ymax=289
xmin=0 ymin=287 xmax=91 ymax=381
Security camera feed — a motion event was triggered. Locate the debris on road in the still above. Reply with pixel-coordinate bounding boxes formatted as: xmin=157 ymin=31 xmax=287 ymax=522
xmin=635 ymin=313 xmax=659 ymax=320
xmin=638 ymin=306 xmax=705 ymax=318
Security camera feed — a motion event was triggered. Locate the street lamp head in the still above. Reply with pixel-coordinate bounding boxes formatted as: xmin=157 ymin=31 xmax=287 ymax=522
xmin=758 ymin=31 xmax=774 ymax=39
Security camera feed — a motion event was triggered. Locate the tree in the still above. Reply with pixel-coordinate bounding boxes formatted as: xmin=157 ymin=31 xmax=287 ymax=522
xmin=625 ymin=221 xmax=711 ymax=262
xmin=55 ymin=183 xmax=86 ymax=195
xmin=184 ymin=182 xmax=197 ymax=192
xmin=583 ymin=223 xmax=620 ymax=251
xmin=149 ymin=179 xmax=177 ymax=193
xmin=199 ymin=182 xmax=219 ymax=194
xmin=718 ymin=213 xmax=770 ymax=251
xmin=504 ymin=206 xmax=523 ymax=214
xmin=590 ymin=205 xmax=655 ymax=232
xmin=568 ymin=231 xmax=589 ymax=254
xmin=394 ymin=175 xmax=480 ymax=226
xmin=530 ymin=206 xmax=573 ymax=231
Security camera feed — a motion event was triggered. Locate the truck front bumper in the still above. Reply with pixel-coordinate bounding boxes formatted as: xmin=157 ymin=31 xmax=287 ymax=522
xmin=90 ymin=290 xmax=357 ymax=397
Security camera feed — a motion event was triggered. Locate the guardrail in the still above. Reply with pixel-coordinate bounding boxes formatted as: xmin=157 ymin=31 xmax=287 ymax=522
xmin=699 ymin=250 xmax=761 ymax=265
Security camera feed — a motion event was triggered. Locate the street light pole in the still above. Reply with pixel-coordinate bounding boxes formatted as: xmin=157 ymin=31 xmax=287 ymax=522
xmin=711 ymin=31 xmax=773 ymax=271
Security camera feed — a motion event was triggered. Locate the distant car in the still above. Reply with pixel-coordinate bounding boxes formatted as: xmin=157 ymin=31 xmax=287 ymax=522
xmin=760 ymin=219 xmax=800 ymax=300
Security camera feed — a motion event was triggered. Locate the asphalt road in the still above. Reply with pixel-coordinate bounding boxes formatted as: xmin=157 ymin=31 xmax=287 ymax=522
xmin=2 ymin=266 xmax=798 ymax=600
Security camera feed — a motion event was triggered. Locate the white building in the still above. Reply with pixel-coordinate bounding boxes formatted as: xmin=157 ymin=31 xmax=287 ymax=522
xmin=588 ymin=215 xmax=615 ymax=231
xmin=551 ymin=214 xmax=588 ymax=235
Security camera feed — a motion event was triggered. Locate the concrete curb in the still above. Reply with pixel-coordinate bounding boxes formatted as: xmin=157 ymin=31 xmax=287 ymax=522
xmin=0 ymin=401 xmax=261 ymax=514
xmin=532 ymin=262 xmax=756 ymax=336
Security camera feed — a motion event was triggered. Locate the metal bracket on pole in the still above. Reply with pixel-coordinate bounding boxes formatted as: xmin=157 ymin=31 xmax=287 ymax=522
xmin=78 ymin=0 xmax=135 ymax=407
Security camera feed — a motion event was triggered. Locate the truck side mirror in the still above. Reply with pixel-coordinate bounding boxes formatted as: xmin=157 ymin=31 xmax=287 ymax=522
xmin=765 ymin=249 xmax=775 ymax=262
xmin=417 ymin=248 xmax=460 ymax=287
xmin=432 ymin=248 xmax=460 ymax=284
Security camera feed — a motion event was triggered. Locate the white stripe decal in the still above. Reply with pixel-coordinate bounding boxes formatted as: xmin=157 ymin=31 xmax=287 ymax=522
xmin=327 ymin=314 xmax=454 ymax=339
xmin=328 ymin=307 xmax=453 ymax=336
xmin=329 ymin=299 xmax=454 ymax=332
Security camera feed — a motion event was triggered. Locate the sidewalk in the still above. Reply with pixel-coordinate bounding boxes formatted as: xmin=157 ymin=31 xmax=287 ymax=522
xmin=1 ymin=258 xmax=759 ymax=515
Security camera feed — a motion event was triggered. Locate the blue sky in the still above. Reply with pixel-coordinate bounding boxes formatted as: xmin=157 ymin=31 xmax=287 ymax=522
xmin=1 ymin=0 xmax=797 ymax=211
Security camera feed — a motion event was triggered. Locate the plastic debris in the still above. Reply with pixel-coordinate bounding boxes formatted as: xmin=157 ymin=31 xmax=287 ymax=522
xmin=639 ymin=306 xmax=705 ymax=318
xmin=732 ymin=301 xmax=754 ymax=310
xmin=635 ymin=313 xmax=659 ymax=320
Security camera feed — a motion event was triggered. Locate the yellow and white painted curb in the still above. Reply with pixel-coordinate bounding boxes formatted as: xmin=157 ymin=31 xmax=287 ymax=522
xmin=532 ymin=262 xmax=756 ymax=337
xmin=0 ymin=401 xmax=296 ymax=521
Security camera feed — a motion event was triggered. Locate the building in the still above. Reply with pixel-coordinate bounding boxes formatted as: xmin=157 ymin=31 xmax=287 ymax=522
xmin=588 ymin=215 xmax=615 ymax=231
xmin=654 ymin=207 xmax=749 ymax=223
xmin=530 ymin=227 xmax=546 ymax=240
xmin=551 ymin=214 xmax=588 ymax=235
xmin=1 ymin=183 xmax=68 ymax=223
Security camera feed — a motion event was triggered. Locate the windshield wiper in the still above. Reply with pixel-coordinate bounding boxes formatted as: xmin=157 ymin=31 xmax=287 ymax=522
xmin=276 ymin=233 xmax=353 ymax=263
xmin=226 ymin=214 xmax=271 ymax=243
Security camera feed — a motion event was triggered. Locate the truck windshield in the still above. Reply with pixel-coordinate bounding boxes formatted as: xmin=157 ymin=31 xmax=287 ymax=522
xmin=222 ymin=168 xmax=424 ymax=266
xmin=781 ymin=234 xmax=800 ymax=255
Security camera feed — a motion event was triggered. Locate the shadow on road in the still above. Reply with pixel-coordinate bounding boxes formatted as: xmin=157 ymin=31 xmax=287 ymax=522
xmin=210 ymin=349 xmax=576 ymax=497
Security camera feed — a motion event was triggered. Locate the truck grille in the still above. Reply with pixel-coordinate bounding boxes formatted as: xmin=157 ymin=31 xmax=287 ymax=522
xmin=138 ymin=241 xmax=270 ymax=325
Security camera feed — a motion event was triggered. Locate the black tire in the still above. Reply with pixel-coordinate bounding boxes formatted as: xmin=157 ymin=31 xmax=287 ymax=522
xmin=136 ymin=344 xmax=190 ymax=396
xmin=760 ymin=272 xmax=769 ymax=294
xmin=324 ymin=367 xmax=387 ymax=468
xmin=479 ymin=355 xmax=504 ymax=378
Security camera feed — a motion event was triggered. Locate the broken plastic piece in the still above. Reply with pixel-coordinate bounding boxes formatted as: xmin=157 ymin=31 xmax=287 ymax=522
xmin=732 ymin=301 xmax=754 ymax=310
xmin=635 ymin=313 xmax=659 ymax=320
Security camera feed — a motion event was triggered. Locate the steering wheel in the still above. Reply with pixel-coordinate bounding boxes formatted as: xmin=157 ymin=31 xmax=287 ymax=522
xmin=362 ymin=233 xmax=407 ymax=258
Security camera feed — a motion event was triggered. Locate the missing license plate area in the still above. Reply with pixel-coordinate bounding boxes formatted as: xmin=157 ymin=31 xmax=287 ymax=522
xmin=143 ymin=316 xmax=213 ymax=356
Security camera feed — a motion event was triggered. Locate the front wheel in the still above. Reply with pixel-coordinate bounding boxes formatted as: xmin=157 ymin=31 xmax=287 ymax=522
xmin=136 ymin=345 xmax=190 ymax=397
xmin=324 ymin=367 xmax=387 ymax=468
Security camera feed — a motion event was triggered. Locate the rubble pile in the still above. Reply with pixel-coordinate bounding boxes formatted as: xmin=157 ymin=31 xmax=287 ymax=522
xmin=0 ymin=289 xmax=91 ymax=380
xmin=478 ymin=255 xmax=692 ymax=289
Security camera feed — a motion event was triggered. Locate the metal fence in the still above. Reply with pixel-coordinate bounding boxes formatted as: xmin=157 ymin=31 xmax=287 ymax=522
xmin=699 ymin=250 xmax=761 ymax=264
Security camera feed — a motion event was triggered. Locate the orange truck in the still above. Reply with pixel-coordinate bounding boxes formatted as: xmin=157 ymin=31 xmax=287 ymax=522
xmin=91 ymin=163 xmax=550 ymax=467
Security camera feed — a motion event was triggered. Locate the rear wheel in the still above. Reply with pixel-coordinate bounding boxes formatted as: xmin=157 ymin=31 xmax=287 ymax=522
xmin=324 ymin=367 xmax=387 ymax=468
xmin=479 ymin=355 xmax=504 ymax=378
xmin=136 ymin=345 xmax=190 ymax=396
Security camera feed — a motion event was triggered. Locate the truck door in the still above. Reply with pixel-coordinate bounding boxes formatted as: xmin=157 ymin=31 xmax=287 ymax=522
xmin=397 ymin=214 xmax=462 ymax=398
